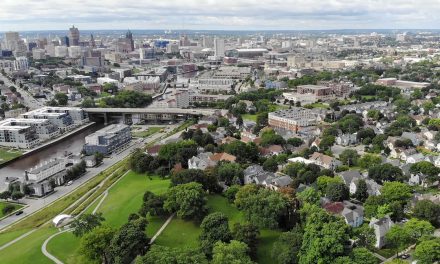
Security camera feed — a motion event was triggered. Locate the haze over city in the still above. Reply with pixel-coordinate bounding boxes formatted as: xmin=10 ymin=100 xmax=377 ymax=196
xmin=2 ymin=0 xmax=440 ymax=31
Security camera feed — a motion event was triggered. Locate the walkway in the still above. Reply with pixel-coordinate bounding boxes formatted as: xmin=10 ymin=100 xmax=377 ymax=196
xmin=41 ymin=229 xmax=72 ymax=264
xmin=0 ymin=229 xmax=37 ymax=251
xmin=149 ymin=213 xmax=175 ymax=245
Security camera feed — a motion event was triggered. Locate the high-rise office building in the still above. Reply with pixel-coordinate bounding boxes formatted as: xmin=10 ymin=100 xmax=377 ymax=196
xmin=69 ymin=25 xmax=80 ymax=46
xmin=3 ymin=32 xmax=20 ymax=51
xmin=214 ymin=37 xmax=225 ymax=57
xmin=126 ymin=30 xmax=134 ymax=51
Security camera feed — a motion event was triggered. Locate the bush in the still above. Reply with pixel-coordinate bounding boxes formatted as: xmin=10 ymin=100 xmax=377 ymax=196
xmin=2 ymin=204 xmax=15 ymax=215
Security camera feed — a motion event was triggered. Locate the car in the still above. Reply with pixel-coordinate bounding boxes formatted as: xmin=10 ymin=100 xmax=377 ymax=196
xmin=400 ymin=254 xmax=410 ymax=259
xmin=66 ymin=181 xmax=73 ymax=186
xmin=15 ymin=210 xmax=23 ymax=216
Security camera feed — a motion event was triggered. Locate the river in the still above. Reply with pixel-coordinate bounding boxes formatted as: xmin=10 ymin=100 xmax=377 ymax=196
xmin=0 ymin=123 xmax=103 ymax=188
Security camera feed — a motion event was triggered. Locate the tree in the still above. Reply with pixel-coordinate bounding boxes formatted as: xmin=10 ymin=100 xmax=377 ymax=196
xmin=271 ymin=227 xmax=303 ymax=264
xmin=385 ymin=225 xmax=411 ymax=256
xmin=138 ymin=191 xmax=166 ymax=218
xmin=354 ymin=179 xmax=369 ymax=202
xmin=381 ymin=182 xmax=412 ymax=203
xmin=263 ymin=157 xmax=278 ymax=172
xmin=413 ymin=238 xmax=440 ymax=264
xmin=368 ymin=163 xmax=405 ymax=184
xmin=0 ymin=190 xmax=11 ymax=200
xmin=410 ymin=161 xmax=440 ymax=184
xmin=10 ymin=191 xmax=24 ymax=201
xmin=317 ymin=176 xmax=342 ymax=192
xmin=353 ymin=224 xmax=375 ymax=248
xmin=171 ymin=169 xmax=219 ymax=193
xmin=234 ymin=185 xmax=289 ymax=228
xmin=215 ymin=163 xmax=244 ymax=186
xmin=199 ymin=212 xmax=232 ymax=257
xmin=299 ymin=208 xmax=351 ymax=264
xmin=232 ymin=222 xmax=259 ymax=260
xmin=351 ymin=248 xmax=376 ymax=264
xmin=55 ymin=93 xmax=68 ymax=105
xmin=109 ymin=217 xmax=149 ymax=264
xmin=319 ymin=135 xmax=335 ymax=151
xmin=297 ymin=187 xmax=321 ymax=206
xmin=412 ymin=200 xmax=440 ymax=227
xmin=164 ymin=182 xmax=208 ymax=221
xmin=404 ymin=218 xmax=435 ymax=241
xmin=80 ymin=225 xmax=115 ymax=264
xmin=287 ymin=138 xmax=304 ymax=147
xmin=224 ymin=185 xmax=241 ymax=203
xmin=81 ymin=97 xmax=95 ymax=108
xmin=260 ymin=130 xmax=286 ymax=146
xmin=358 ymin=154 xmax=382 ymax=169
xmin=337 ymin=114 xmax=364 ymax=133
xmin=94 ymin=152 xmax=104 ymax=165
xmin=339 ymin=149 xmax=359 ymax=166
xmin=236 ymin=115 xmax=244 ymax=127
xmin=2 ymin=204 xmax=15 ymax=215
xmin=136 ymin=245 xmax=208 ymax=264
xmin=71 ymin=213 xmax=105 ymax=237
xmin=211 ymin=240 xmax=254 ymax=264
xmin=325 ymin=182 xmax=349 ymax=202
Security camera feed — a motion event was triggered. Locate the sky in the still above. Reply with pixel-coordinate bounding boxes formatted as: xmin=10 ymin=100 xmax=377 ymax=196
xmin=1 ymin=0 xmax=440 ymax=31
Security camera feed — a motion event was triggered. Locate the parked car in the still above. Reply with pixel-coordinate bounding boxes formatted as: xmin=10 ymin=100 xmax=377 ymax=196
xmin=66 ymin=181 xmax=73 ymax=186
xmin=15 ymin=211 xmax=23 ymax=216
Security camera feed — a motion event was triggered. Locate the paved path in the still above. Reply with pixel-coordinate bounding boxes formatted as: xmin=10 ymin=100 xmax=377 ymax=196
xmin=149 ymin=213 xmax=175 ymax=245
xmin=0 ymin=229 xmax=37 ymax=251
xmin=373 ymin=252 xmax=387 ymax=261
xmin=41 ymin=229 xmax=72 ymax=264
xmin=380 ymin=244 xmax=416 ymax=264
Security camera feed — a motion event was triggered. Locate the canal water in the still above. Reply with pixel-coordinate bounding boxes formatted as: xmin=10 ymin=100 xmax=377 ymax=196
xmin=0 ymin=123 xmax=103 ymax=188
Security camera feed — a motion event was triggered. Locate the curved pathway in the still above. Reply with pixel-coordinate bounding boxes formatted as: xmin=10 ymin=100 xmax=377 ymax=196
xmin=41 ymin=229 xmax=72 ymax=264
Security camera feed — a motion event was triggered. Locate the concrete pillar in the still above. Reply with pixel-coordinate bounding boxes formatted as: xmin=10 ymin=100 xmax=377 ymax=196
xmin=104 ymin=113 xmax=108 ymax=125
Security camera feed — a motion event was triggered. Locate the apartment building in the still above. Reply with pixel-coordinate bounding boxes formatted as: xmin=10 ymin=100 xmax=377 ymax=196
xmin=83 ymin=124 xmax=131 ymax=155
xmin=24 ymin=158 xmax=68 ymax=196
xmin=268 ymin=108 xmax=318 ymax=133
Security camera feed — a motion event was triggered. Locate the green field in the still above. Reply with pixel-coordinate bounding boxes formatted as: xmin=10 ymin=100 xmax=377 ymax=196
xmin=305 ymin=102 xmax=330 ymax=109
xmin=46 ymin=171 xmax=170 ymax=262
xmin=0 ymin=201 xmax=24 ymax=218
xmin=242 ymin=114 xmax=258 ymax=122
xmin=0 ymin=147 xmax=23 ymax=165
xmin=155 ymin=195 xmax=282 ymax=264
xmin=0 ymin=227 xmax=57 ymax=264
xmin=132 ymin=127 xmax=163 ymax=138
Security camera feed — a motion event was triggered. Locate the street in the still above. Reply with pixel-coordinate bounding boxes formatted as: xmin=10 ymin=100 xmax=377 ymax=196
xmin=0 ymin=75 xmax=44 ymax=110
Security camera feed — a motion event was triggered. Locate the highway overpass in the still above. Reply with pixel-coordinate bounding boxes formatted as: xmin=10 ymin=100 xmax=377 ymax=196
xmin=84 ymin=108 xmax=225 ymax=124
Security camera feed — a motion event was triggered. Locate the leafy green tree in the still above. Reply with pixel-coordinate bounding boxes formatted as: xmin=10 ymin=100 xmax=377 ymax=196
xmin=299 ymin=208 xmax=351 ymax=264
xmin=385 ymin=225 xmax=411 ymax=255
xmin=138 ymin=191 xmax=166 ymax=218
xmin=351 ymin=247 xmax=377 ymax=264
xmin=80 ymin=225 xmax=115 ymax=264
xmin=71 ymin=213 xmax=105 ymax=237
xmin=381 ymin=182 xmax=412 ymax=203
xmin=358 ymin=154 xmax=382 ymax=169
xmin=318 ymin=135 xmax=335 ymax=151
xmin=171 ymin=169 xmax=219 ymax=193
xmin=224 ymin=185 xmax=241 ymax=203
xmin=263 ymin=157 xmax=279 ymax=172
xmin=212 ymin=240 xmax=254 ymax=264
xmin=316 ymin=176 xmax=342 ymax=192
xmin=234 ymin=185 xmax=289 ymax=228
xmin=215 ymin=163 xmax=244 ymax=185
xmin=353 ymin=224 xmax=375 ymax=248
xmin=297 ymin=187 xmax=321 ymax=206
xmin=232 ymin=222 xmax=260 ymax=260
xmin=271 ymin=227 xmax=303 ymax=264
xmin=413 ymin=238 xmax=440 ymax=264
xmin=136 ymin=245 xmax=208 ymax=264
xmin=109 ymin=218 xmax=149 ymax=264
xmin=339 ymin=149 xmax=359 ymax=166
xmin=261 ymin=130 xmax=286 ymax=146
xmin=164 ymin=182 xmax=208 ymax=221
xmin=354 ymin=179 xmax=369 ymax=202
xmin=199 ymin=212 xmax=232 ymax=257
xmin=337 ymin=114 xmax=364 ymax=133
xmin=368 ymin=163 xmax=404 ymax=184
xmin=404 ymin=218 xmax=435 ymax=241
xmin=55 ymin=93 xmax=68 ymax=105
xmin=325 ymin=182 xmax=349 ymax=202
xmin=410 ymin=161 xmax=440 ymax=184
xmin=287 ymin=138 xmax=304 ymax=147
xmin=412 ymin=200 xmax=440 ymax=227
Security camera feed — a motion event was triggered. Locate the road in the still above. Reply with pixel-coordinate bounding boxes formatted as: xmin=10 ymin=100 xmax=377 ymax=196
xmin=0 ymin=125 xmax=175 ymax=231
xmin=0 ymin=75 xmax=44 ymax=110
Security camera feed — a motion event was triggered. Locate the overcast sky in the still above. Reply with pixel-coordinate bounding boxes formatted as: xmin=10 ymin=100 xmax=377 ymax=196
xmin=1 ymin=0 xmax=440 ymax=31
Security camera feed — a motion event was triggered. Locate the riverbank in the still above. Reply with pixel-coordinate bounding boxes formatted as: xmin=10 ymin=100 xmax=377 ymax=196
xmin=0 ymin=122 xmax=97 ymax=170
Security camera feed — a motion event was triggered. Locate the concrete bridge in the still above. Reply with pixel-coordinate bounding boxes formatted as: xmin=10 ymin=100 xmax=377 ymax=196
xmin=84 ymin=107 xmax=223 ymax=124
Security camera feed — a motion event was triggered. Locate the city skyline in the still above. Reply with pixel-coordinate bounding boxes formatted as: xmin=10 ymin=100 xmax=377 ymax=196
xmin=2 ymin=0 xmax=440 ymax=31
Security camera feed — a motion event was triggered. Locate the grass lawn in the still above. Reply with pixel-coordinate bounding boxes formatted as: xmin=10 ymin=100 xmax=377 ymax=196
xmin=47 ymin=171 xmax=171 ymax=262
xmin=132 ymin=127 xmax=163 ymax=138
xmin=0 ymin=201 xmax=24 ymax=218
xmin=46 ymin=232 xmax=94 ymax=264
xmin=0 ymin=228 xmax=31 ymax=247
xmin=242 ymin=114 xmax=257 ymax=122
xmin=155 ymin=195 xmax=282 ymax=264
xmin=0 ymin=147 xmax=23 ymax=165
xmin=0 ymin=227 xmax=58 ymax=264
xmin=305 ymin=102 xmax=330 ymax=109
